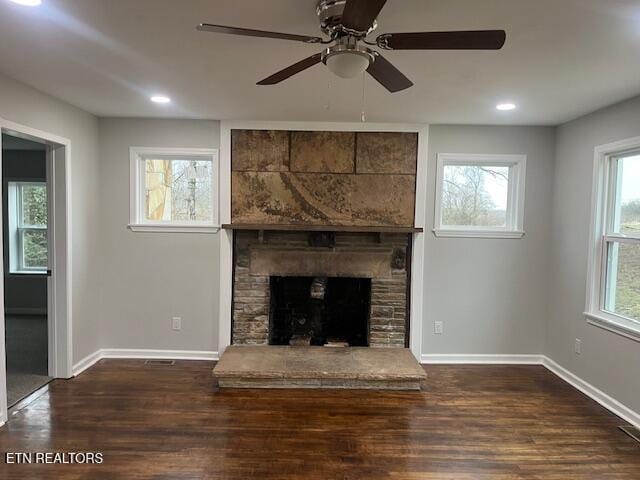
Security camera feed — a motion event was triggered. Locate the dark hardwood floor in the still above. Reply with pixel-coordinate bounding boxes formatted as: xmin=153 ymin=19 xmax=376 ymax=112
xmin=0 ymin=360 xmax=638 ymax=479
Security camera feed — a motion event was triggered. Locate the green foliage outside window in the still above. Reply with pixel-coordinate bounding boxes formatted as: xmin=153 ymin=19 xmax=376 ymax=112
xmin=20 ymin=184 xmax=48 ymax=271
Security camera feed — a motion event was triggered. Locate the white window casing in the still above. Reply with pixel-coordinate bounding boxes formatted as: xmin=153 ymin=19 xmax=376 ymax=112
xmin=8 ymin=181 xmax=48 ymax=274
xmin=129 ymin=147 xmax=219 ymax=233
xmin=585 ymin=137 xmax=640 ymax=342
xmin=433 ymin=153 xmax=527 ymax=239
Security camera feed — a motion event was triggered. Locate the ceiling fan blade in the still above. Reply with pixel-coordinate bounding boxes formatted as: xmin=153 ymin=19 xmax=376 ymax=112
xmin=341 ymin=0 xmax=387 ymax=32
xmin=366 ymin=52 xmax=413 ymax=93
xmin=257 ymin=53 xmax=323 ymax=85
xmin=197 ymin=23 xmax=323 ymax=44
xmin=378 ymin=30 xmax=506 ymax=50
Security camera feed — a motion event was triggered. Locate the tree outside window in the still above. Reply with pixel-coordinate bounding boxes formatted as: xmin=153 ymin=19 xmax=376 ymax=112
xmin=8 ymin=182 xmax=48 ymax=273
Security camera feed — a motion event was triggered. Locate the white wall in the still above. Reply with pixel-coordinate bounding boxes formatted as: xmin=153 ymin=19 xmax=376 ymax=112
xmin=548 ymin=95 xmax=640 ymax=414
xmin=0 ymin=71 xmax=101 ymax=365
xmin=423 ymin=126 xmax=556 ymax=356
xmin=96 ymin=118 xmax=220 ymax=354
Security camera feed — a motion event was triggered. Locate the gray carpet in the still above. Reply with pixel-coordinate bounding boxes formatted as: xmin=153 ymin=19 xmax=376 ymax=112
xmin=5 ymin=315 xmax=48 ymax=375
xmin=5 ymin=314 xmax=51 ymax=406
xmin=7 ymin=372 xmax=51 ymax=406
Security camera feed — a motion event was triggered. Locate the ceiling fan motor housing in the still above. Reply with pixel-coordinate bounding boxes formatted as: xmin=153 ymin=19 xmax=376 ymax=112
xmin=316 ymin=0 xmax=377 ymax=37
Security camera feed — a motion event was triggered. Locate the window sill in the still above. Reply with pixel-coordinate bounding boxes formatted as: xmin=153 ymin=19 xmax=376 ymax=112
xmin=585 ymin=311 xmax=640 ymax=343
xmin=433 ymin=229 xmax=525 ymax=239
xmin=128 ymin=224 xmax=220 ymax=234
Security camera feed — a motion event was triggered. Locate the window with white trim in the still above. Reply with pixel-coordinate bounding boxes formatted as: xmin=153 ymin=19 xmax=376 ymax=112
xmin=8 ymin=181 xmax=48 ymax=274
xmin=129 ymin=147 xmax=219 ymax=233
xmin=586 ymin=141 xmax=640 ymax=340
xmin=434 ymin=154 xmax=526 ymax=238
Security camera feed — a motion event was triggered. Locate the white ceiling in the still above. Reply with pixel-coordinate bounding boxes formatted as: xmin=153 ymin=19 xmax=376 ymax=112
xmin=1 ymin=0 xmax=640 ymax=125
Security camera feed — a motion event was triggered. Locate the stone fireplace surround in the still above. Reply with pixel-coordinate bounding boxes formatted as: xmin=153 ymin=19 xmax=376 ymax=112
xmin=232 ymin=230 xmax=410 ymax=348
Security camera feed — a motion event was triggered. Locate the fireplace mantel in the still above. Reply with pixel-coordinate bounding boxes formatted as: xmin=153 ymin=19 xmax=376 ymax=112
xmin=222 ymin=224 xmax=423 ymax=233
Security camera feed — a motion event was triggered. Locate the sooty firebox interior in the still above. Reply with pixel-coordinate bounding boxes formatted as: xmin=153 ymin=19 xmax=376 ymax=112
xmin=269 ymin=276 xmax=371 ymax=346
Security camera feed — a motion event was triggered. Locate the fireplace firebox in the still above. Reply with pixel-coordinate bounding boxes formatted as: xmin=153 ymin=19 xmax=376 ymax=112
xmin=269 ymin=276 xmax=371 ymax=346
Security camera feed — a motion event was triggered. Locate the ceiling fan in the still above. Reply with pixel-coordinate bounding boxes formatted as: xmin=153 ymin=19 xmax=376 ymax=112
xmin=197 ymin=0 xmax=506 ymax=93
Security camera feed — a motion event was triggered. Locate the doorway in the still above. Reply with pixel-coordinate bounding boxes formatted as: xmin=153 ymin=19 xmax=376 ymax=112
xmin=0 ymin=120 xmax=72 ymax=424
xmin=2 ymin=133 xmax=51 ymax=406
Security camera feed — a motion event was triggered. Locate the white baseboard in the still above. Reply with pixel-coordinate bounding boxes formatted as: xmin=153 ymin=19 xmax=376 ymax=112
xmin=100 ymin=348 xmax=219 ymax=361
xmin=542 ymin=357 xmax=640 ymax=428
xmin=72 ymin=349 xmax=219 ymax=376
xmin=420 ymin=353 xmax=639 ymax=428
xmin=72 ymin=350 xmax=103 ymax=376
xmin=421 ymin=354 xmax=544 ymax=364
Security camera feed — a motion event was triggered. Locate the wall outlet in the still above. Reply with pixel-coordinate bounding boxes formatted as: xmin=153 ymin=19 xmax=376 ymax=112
xmin=172 ymin=317 xmax=182 ymax=331
xmin=434 ymin=321 xmax=444 ymax=335
xmin=574 ymin=338 xmax=582 ymax=354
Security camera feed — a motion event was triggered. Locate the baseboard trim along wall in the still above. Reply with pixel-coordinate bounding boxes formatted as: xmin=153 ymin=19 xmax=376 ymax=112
xmin=72 ymin=350 xmax=104 ymax=376
xmin=421 ymin=354 xmax=544 ymax=364
xmin=73 ymin=349 xmax=219 ymax=376
xmin=541 ymin=357 xmax=640 ymax=428
xmin=421 ymin=354 xmax=640 ymax=428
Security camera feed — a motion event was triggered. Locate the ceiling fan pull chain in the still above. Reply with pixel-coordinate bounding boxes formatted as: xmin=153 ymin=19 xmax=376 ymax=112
xmin=361 ymin=71 xmax=366 ymax=122
xmin=325 ymin=74 xmax=332 ymax=111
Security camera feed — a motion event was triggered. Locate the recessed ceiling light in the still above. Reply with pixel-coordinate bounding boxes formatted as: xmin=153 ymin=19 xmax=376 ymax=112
xmin=150 ymin=95 xmax=171 ymax=104
xmin=496 ymin=103 xmax=517 ymax=111
xmin=8 ymin=0 xmax=42 ymax=6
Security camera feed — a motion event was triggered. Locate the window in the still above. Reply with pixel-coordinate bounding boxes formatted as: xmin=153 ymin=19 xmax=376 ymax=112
xmin=586 ymin=139 xmax=640 ymax=340
xmin=8 ymin=182 xmax=48 ymax=274
xmin=434 ymin=154 xmax=526 ymax=238
xmin=129 ymin=147 xmax=219 ymax=233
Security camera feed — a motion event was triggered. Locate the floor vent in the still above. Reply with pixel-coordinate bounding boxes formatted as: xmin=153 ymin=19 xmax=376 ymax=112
xmin=144 ymin=359 xmax=176 ymax=366
xmin=619 ymin=425 xmax=640 ymax=443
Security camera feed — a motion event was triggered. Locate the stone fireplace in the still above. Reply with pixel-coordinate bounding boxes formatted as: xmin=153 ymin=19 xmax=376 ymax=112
xmin=232 ymin=230 xmax=411 ymax=348
xmin=226 ymin=128 xmax=420 ymax=350
xmin=214 ymin=127 xmax=427 ymax=389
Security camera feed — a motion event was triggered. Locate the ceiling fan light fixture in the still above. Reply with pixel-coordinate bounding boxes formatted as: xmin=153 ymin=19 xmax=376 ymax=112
xmin=322 ymin=40 xmax=374 ymax=79
xmin=325 ymin=51 xmax=371 ymax=78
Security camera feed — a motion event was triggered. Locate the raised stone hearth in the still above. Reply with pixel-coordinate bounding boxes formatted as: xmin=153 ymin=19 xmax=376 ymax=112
xmin=214 ymin=346 xmax=427 ymax=390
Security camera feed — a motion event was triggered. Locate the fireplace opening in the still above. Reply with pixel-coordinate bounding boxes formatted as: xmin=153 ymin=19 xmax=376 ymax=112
xmin=269 ymin=276 xmax=371 ymax=347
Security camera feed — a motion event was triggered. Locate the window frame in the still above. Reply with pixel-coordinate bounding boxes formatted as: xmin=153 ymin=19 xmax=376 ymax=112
xmin=129 ymin=146 xmax=219 ymax=233
xmin=433 ymin=153 xmax=527 ymax=239
xmin=585 ymin=138 xmax=640 ymax=342
xmin=8 ymin=181 xmax=48 ymax=274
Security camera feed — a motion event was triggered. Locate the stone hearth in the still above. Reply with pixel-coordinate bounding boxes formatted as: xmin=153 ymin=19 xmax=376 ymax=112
xmin=214 ymin=346 xmax=427 ymax=390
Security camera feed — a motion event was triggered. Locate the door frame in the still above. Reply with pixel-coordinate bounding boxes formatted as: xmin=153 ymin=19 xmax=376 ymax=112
xmin=0 ymin=118 xmax=72 ymax=426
